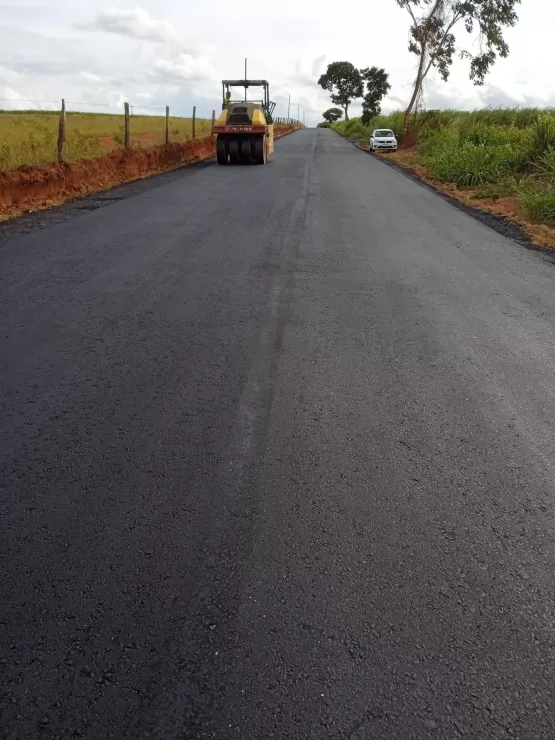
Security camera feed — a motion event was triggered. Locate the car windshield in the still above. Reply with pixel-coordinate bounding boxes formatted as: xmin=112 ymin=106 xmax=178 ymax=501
xmin=375 ymin=130 xmax=393 ymax=137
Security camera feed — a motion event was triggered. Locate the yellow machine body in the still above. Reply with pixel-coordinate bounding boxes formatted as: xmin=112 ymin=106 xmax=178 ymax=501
xmin=214 ymin=79 xmax=276 ymax=165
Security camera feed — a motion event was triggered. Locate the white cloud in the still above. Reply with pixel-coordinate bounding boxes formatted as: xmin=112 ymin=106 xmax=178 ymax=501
xmin=0 ymin=27 xmax=96 ymax=77
xmin=0 ymin=85 xmax=57 ymax=110
xmin=152 ymin=54 xmax=215 ymax=84
xmin=80 ymin=71 xmax=103 ymax=83
xmin=77 ymin=7 xmax=183 ymax=47
xmin=291 ymin=58 xmax=317 ymax=89
xmin=311 ymin=55 xmax=327 ymax=79
xmin=0 ymin=64 xmax=21 ymax=81
xmin=0 ymin=86 xmax=32 ymax=109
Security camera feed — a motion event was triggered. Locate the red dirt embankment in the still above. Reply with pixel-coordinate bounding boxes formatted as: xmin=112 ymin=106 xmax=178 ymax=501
xmin=0 ymin=139 xmax=215 ymax=219
xmin=0 ymin=125 xmax=300 ymax=220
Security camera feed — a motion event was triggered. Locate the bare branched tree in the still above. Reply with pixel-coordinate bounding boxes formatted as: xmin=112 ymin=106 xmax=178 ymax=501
xmin=397 ymin=0 xmax=520 ymax=132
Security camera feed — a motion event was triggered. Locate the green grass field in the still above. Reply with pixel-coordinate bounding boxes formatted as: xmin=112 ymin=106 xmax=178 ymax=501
xmin=0 ymin=110 xmax=213 ymax=171
xmin=334 ymin=108 xmax=555 ymax=226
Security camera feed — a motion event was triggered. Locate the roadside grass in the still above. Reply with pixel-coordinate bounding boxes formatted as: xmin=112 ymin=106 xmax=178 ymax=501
xmin=333 ymin=107 xmax=555 ymax=235
xmin=334 ymin=107 xmax=555 ymax=141
xmin=517 ymin=179 xmax=555 ymax=224
xmin=0 ymin=111 xmax=213 ymax=171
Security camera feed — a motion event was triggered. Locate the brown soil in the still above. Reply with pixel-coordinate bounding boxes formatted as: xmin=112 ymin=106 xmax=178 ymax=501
xmin=131 ymin=133 xmax=163 ymax=147
xmin=384 ymin=149 xmax=555 ymax=250
xmin=397 ymin=130 xmax=418 ymax=150
xmin=98 ymin=136 xmax=118 ymax=152
xmin=0 ymin=125 xmax=300 ymax=221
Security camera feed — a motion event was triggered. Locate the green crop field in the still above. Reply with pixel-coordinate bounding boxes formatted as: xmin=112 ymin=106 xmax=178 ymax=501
xmin=0 ymin=110 xmax=213 ymax=171
xmin=334 ymin=108 xmax=555 ymax=227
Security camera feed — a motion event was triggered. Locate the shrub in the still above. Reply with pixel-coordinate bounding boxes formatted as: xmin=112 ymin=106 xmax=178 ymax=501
xmin=65 ymin=129 xmax=102 ymax=161
xmin=528 ymin=116 xmax=555 ymax=162
xmin=424 ymin=142 xmax=513 ymax=186
xmin=459 ymin=123 xmax=531 ymax=149
xmin=535 ymin=147 xmax=555 ymax=177
xmin=418 ymin=128 xmax=458 ymax=156
xmin=333 ymin=117 xmax=370 ymax=139
xmin=345 ymin=118 xmax=371 ymax=139
xmin=416 ymin=109 xmax=460 ymax=134
xmin=517 ymin=178 xmax=555 ymax=224
xmin=332 ymin=119 xmax=349 ymax=136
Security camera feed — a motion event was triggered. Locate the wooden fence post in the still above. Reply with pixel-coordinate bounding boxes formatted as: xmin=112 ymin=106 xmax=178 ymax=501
xmin=211 ymin=109 xmax=216 ymax=135
xmin=192 ymin=106 xmax=196 ymax=139
xmin=57 ymin=98 xmax=66 ymax=163
xmin=124 ymin=102 xmax=130 ymax=148
xmin=165 ymin=106 xmax=170 ymax=145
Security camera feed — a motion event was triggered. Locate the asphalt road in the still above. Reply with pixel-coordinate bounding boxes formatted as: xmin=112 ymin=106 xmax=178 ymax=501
xmin=2 ymin=129 xmax=555 ymax=740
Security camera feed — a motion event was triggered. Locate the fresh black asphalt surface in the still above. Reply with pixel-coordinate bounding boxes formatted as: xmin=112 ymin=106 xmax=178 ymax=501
xmin=2 ymin=128 xmax=555 ymax=739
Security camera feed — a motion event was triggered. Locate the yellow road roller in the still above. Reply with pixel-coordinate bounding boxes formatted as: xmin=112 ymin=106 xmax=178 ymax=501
xmin=213 ymin=79 xmax=276 ymax=165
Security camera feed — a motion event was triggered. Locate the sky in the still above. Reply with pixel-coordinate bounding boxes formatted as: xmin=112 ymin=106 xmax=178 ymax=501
xmin=0 ymin=0 xmax=554 ymax=124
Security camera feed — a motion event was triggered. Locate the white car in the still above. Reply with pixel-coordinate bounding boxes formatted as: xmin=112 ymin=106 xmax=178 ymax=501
xmin=370 ymin=129 xmax=397 ymax=153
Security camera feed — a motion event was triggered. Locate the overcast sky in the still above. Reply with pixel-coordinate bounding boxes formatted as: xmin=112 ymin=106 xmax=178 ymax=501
xmin=0 ymin=0 xmax=554 ymax=124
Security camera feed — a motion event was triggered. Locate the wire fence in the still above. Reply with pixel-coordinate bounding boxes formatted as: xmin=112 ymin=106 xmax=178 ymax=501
xmin=0 ymin=99 xmax=214 ymax=171
xmin=0 ymin=98 xmax=303 ymax=172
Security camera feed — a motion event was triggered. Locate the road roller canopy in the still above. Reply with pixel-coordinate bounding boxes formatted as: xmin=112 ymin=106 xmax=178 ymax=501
xmin=222 ymin=80 xmax=269 ymax=87
xmin=221 ymin=79 xmax=276 ymax=117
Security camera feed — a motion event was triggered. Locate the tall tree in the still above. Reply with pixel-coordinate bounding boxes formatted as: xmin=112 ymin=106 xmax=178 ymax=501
xmin=397 ymin=0 xmax=520 ymax=131
xmin=318 ymin=62 xmax=364 ymax=121
xmin=360 ymin=67 xmax=391 ymax=125
xmin=322 ymin=107 xmax=344 ymax=124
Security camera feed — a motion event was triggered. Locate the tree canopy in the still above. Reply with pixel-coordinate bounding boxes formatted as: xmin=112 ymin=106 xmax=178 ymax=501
xmin=360 ymin=67 xmax=391 ymax=125
xmin=318 ymin=62 xmax=364 ymax=121
xmin=322 ymin=107 xmax=344 ymax=124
